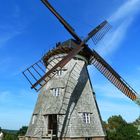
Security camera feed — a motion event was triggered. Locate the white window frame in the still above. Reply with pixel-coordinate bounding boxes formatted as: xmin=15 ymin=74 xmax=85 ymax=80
xmin=57 ymin=69 xmax=63 ymax=76
xmin=56 ymin=69 xmax=67 ymax=76
xmin=52 ymin=88 xmax=61 ymax=96
xmin=83 ymin=113 xmax=90 ymax=124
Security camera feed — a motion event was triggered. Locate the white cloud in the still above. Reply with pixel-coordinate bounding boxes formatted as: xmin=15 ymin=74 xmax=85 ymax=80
xmin=94 ymin=83 xmax=128 ymax=100
xmin=96 ymin=0 xmax=140 ymax=57
xmin=0 ymin=57 xmax=13 ymax=73
xmin=0 ymin=89 xmax=37 ymax=129
xmin=0 ymin=91 xmax=11 ymax=103
xmin=96 ymin=18 xmax=133 ymax=56
xmin=0 ymin=89 xmax=37 ymax=108
xmin=137 ymin=66 xmax=140 ymax=71
xmin=0 ymin=5 xmax=27 ymax=48
xmin=90 ymin=70 xmax=140 ymax=121
xmin=109 ymin=0 xmax=140 ymax=23
xmin=0 ymin=29 xmax=21 ymax=48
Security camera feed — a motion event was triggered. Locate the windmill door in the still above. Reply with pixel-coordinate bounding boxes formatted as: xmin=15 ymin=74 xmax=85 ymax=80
xmin=48 ymin=114 xmax=57 ymax=135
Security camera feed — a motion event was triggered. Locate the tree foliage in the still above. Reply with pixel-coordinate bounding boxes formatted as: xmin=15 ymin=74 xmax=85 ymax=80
xmin=1 ymin=126 xmax=28 ymax=140
xmin=17 ymin=126 xmax=28 ymax=136
xmin=105 ymin=115 xmax=140 ymax=140
xmin=3 ymin=133 xmax=18 ymax=140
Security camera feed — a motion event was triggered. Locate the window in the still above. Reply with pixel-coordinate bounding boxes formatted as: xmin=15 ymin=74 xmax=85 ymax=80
xmin=83 ymin=113 xmax=90 ymax=124
xmin=32 ymin=114 xmax=37 ymax=124
xmin=56 ymin=69 xmax=67 ymax=76
xmin=52 ymin=88 xmax=61 ymax=96
xmin=57 ymin=69 xmax=62 ymax=76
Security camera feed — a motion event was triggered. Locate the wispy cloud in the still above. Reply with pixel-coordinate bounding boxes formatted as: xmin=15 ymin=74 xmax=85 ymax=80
xmin=109 ymin=0 xmax=140 ymax=23
xmin=88 ymin=0 xmax=140 ymax=122
xmin=0 ymin=89 xmax=36 ymax=107
xmin=0 ymin=28 xmax=22 ymax=48
xmin=0 ymin=89 xmax=37 ymax=129
xmin=90 ymin=69 xmax=140 ymax=121
xmin=0 ymin=57 xmax=12 ymax=72
xmin=137 ymin=66 xmax=140 ymax=72
xmin=0 ymin=5 xmax=27 ymax=48
xmin=94 ymin=83 xmax=128 ymax=100
xmin=96 ymin=0 xmax=140 ymax=57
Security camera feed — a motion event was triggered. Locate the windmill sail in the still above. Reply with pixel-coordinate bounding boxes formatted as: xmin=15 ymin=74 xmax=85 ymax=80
xmin=22 ymin=0 xmax=140 ymax=106
xmin=31 ymin=44 xmax=85 ymax=91
xmin=41 ymin=0 xmax=81 ymax=42
xmin=41 ymin=0 xmax=111 ymax=45
xmin=90 ymin=50 xmax=140 ymax=105
xmin=29 ymin=21 xmax=109 ymax=91
xmin=91 ymin=23 xmax=112 ymax=45
xmin=22 ymin=59 xmax=47 ymax=90
xmin=23 ymin=0 xmax=110 ymax=91
xmin=27 ymin=0 xmax=110 ymax=91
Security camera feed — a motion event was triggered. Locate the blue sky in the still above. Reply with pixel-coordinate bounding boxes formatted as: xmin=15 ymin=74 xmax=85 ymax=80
xmin=0 ymin=0 xmax=140 ymax=130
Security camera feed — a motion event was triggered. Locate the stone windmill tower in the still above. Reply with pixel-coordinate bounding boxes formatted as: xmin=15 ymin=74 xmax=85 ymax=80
xmin=21 ymin=1 xmax=140 ymax=140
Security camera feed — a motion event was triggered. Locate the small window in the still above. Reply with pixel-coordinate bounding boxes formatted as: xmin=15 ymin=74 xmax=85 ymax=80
xmin=57 ymin=69 xmax=62 ymax=76
xmin=83 ymin=113 xmax=90 ymax=124
xmin=32 ymin=114 xmax=37 ymax=124
xmin=56 ymin=69 xmax=67 ymax=76
xmin=52 ymin=88 xmax=61 ymax=96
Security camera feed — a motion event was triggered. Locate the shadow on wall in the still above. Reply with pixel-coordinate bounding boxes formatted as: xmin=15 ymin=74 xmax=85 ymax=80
xmin=59 ymin=63 xmax=88 ymax=138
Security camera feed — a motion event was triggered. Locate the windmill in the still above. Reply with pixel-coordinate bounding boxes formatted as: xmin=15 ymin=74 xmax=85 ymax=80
xmin=21 ymin=0 xmax=140 ymax=140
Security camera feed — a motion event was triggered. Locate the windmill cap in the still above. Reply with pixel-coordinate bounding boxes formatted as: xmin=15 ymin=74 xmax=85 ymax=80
xmin=42 ymin=39 xmax=91 ymax=65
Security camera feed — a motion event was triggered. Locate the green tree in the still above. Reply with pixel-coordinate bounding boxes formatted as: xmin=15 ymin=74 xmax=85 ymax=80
xmin=3 ymin=133 xmax=18 ymax=140
xmin=116 ymin=124 xmax=140 ymax=140
xmin=107 ymin=115 xmax=126 ymax=130
xmin=133 ymin=116 xmax=140 ymax=125
xmin=17 ymin=126 xmax=28 ymax=136
xmin=105 ymin=115 xmax=140 ymax=140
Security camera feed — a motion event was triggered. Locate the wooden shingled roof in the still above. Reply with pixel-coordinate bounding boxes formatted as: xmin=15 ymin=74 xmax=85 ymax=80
xmin=42 ymin=39 xmax=91 ymax=65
